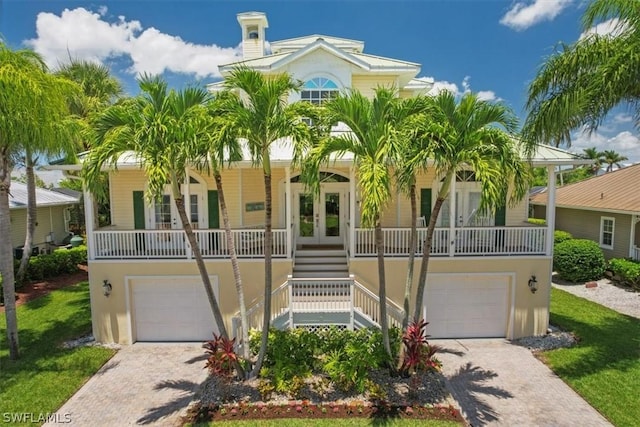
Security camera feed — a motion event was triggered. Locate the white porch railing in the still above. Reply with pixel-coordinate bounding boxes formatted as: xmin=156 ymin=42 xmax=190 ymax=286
xmin=634 ymin=246 xmax=640 ymax=262
xmin=231 ymin=275 xmax=404 ymax=341
xmin=353 ymin=226 xmax=546 ymax=257
xmin=92 ymin=229 xmax=287 ymax=259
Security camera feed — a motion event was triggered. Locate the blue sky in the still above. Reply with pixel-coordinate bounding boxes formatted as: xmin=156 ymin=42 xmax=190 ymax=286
xmin=2 ymin=0 xmax=639 ymax=163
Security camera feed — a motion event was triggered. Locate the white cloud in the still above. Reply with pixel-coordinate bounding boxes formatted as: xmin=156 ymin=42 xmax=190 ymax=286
xmin=613 ymin=113 xmax=634 ymax=124
xmin=570 ymin=129 xmax=640 ymax=163
xmin=500 ymin=0 xmax=573 ymax=31
xmin=25 ymin=7 xmax=241 ymax=78
xmin=423 ymin=75 xmax=500 ymax=101
xmin=580 ymin=18 xmax=628 ymax=40
xmin=427 ymin=79 xmax=459 ymax=96
xmin=461 ymin=76 xmax=471 ymax=94
xmin=477 ymin=90 xmax=498 ymax=102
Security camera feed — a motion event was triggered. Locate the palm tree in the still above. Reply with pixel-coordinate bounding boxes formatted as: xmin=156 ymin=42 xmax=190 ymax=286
xmin=602 ymin=149 xmax=628 ymax=172
xmin=524 ymin=0 xmax=640 ymax=147
xmin=83 ymin=76 xmax=237 ymax=372
xmin=411 ymin=92 xmax=532 ymax=321
xmin=16 ymin=60 xmax=123 ymax=283
xmin=56 ymin=58 xmax=123 ymax=123
xmin=196 ymin=92 xmax=251 ymax=366
xmin=391 ymin=100 xmax=434 ymax=329
xmin=220 ymin=67 xmax=317 ymax=376
xmin=0 ymin=41 xmax=80 ymax=359
xmin=305 ymin=87 xmax=429 ymax=361
xmin=582 ymin=147 xmax=606 ymax=174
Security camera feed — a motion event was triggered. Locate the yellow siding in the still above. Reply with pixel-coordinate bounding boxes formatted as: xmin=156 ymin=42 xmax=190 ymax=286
xmin=399 ymin=89 xmax=412 ymax=99
xmin=10 ymin=206 xmax=70 ymax=250
xmin=89 ymin=259 xmax=292 ymax=344
xmin=350 ymin=256 xmax=552 ymax=339
xmin=351 ymin=75 xmax=397 ymax=98
xmin=110 ymin=170 xmax=146 ymax=229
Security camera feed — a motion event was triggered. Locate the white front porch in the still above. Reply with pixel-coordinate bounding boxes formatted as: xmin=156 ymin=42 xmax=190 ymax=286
xmin=88 ymin=225 xmax=548 ymax=260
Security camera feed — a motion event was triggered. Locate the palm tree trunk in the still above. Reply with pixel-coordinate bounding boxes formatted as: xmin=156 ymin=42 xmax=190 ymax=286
xmin=214 ymin=172 xmax=250 ymax=365
xmin=402 ymin=181 xmax=417 ymax=329
xmin=17 ymin=152 xmax=37 ymax=283
xmin=375 ymin=221 xmax=392 ymax=361
xmin=1 ymin=151 xmax=19 ymax=359
xmin=413 ymin=197 xmax=446 ymax=321
xmin=252 ymin=162 xmax=273 ymax=377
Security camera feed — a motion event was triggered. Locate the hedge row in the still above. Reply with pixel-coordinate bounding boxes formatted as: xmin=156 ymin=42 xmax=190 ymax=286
xmin=24 ymin=245 xmax=88 ymax=281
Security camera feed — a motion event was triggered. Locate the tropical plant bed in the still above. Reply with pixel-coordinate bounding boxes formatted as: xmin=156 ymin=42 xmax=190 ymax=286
xmin=187 ymin=400 xmax=463 ymax=423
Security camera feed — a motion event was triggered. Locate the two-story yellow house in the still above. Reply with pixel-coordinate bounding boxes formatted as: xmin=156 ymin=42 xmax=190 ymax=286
xmin=54 ymin=12 xmax=585 ymax=345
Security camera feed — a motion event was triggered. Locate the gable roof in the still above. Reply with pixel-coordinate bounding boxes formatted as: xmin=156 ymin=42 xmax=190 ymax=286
xmin=9 ymin=182 xmax=80 ymax=210
xmin=530 ymin=163 xmax=640 ymax=214
xmin=219 ymin=37 xmax=420 ymax=79
xmin=271 ymin=34 xmax=364 ymax=54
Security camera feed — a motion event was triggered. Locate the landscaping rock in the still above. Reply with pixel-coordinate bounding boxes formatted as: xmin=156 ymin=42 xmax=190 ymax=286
xmin=512 ymin=328 xmax=577 ymax=352
xmin=585 ymin=281 xmax=598 ymax=288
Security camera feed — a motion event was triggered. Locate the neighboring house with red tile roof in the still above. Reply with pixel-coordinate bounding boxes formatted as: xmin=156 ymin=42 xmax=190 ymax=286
xmin=530 ymin=164 xmax=640 ymax=261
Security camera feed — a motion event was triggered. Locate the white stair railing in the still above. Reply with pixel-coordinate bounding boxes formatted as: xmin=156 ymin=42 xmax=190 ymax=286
xmin=232 ymin=275 xmax=405 ymax=340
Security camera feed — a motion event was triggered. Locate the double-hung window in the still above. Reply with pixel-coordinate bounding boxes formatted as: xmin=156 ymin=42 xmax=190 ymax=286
xmin=599 ymin=217 xmax=615 ymax=249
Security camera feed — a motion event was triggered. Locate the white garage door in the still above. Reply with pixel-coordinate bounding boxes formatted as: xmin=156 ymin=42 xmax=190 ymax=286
xmin=424 ymin=275 xmax=509 ymax=339
xmin=131 ymin=276 xmax=219 ymax=342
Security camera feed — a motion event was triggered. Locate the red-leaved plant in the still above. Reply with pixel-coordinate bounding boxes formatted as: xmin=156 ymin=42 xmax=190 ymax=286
xmin=204 ymin=333 xmax=238 ymax=378
xmin=400 ymin=319 xmax=442 ymax=375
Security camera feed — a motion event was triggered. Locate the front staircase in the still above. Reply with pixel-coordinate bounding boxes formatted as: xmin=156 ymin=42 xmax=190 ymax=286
xmin=232 ymin=247 xmax=404 ymax=342
xmin=292 ymin=245 xmax=349 ymax=278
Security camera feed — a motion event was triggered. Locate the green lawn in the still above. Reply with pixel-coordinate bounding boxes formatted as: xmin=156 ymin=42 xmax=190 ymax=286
xmin=544 ymin=288 xmax=640 ymax=427
xmin=191 ymin=420 xmax=460 ymax=426
xmin=0 ymin=282 xmax=116 ymax=424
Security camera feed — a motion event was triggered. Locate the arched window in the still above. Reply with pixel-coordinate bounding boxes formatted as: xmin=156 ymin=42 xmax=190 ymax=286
xmin=301 ymin=77 xmax=339 ymax=105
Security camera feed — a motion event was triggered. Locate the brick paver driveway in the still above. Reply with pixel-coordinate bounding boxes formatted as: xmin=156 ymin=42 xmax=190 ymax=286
xmin=44 ymin=343 xmax=208 ymax=427
xmin=432 ymin=339 xmax=612 ymax=427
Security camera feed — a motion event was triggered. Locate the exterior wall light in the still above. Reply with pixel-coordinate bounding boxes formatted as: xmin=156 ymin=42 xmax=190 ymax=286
xmin=103 ymin=280 xmax=112 ymax=297
xmin=528 ymin=275 xmax=538 ymax=294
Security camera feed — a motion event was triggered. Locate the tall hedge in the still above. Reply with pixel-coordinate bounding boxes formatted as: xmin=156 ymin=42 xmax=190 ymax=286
xmin=554 ymin=239 xmax=605 ymax=282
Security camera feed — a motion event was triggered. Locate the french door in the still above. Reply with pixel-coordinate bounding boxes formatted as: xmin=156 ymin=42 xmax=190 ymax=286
xmin=294 ymin=186 xmax=346 ymax=245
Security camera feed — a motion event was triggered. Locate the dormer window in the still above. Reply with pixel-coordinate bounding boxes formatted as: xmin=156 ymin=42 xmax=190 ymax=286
xmin=301 ymin=77 xmax=339 ymax=105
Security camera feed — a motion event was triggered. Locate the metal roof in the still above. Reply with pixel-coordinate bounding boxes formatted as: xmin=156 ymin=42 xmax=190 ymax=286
xmin=530 ymin=163 xmax=640 ymax=214
xmin=9 ymin=182 xmax=81 ymax=210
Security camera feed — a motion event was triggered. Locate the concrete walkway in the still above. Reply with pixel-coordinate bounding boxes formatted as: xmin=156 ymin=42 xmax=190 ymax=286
xmin=44 ymin=343 xmax=208 ymax=427
xmin=432 ymin=339 xmax=612 ymax=427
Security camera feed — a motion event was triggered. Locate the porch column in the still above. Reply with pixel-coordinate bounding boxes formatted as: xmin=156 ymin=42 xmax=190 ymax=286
xmin=184 ymin=168 xmax=192 ymax=260
xmin=83 ymin=186 xmax=96 ymax=261
xmin=546 ymin=165 xmax=557 ymax=256
xmin=349 ymin=166 xmax=356 ymax=257
xmin=629 ymin=215 xmax=638 ymax=259
xmin=448 ymin=174 xmax=456 ymax=257
xmin=285 ymin=167 xmax=292 ymax=258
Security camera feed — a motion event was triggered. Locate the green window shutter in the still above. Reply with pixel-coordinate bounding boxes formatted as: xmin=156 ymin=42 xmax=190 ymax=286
xmin=420 ymin=188 xmax=432 ymax=223
xmin=208 ymin=190 xmax=220 ymax=229
xmin=495 ymin=196 xmax=507 ymax=226
xmin=133 ymin=191 xmax=145 ymax=230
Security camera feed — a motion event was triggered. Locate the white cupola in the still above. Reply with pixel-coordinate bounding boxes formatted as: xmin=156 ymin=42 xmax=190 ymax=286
xmin=237 ymin=12 xmax=269 ymax=60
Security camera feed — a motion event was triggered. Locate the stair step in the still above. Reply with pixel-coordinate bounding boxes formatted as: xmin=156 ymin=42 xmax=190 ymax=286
xmin=292 ymin=271 xmax=350 ymax=278
xmin=294 ymin=263 xmax=348 ymax=271
xmin=295 ymin=249 xmax=345 ymax=257
xmin=295 ymin=256 xmax=347 ymax=264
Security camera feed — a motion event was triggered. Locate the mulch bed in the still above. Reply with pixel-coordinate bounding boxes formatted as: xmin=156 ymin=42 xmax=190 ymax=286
xmin=0 ymin=265 xmax=88 ymax=312
xmin=187 ymin=401 xmax=463 ymax=423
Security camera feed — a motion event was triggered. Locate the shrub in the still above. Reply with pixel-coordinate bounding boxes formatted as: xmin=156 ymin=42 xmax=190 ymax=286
xmin=14 ymin=246 xmax=87 ymax=283
xmin=400 ymin=318 xmax=442 ymax=375
xmin=528 ymin=218 xmax=546 ymax=226
xmin=608 ymin=258 xmax=640 ymax=290
xmin=554 ymin=239 xmax=605 ymax=282
xmin=554 ymin=230 xmax=573 ymax=245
